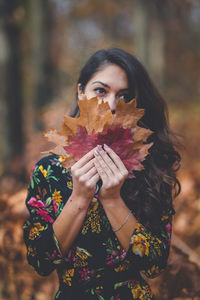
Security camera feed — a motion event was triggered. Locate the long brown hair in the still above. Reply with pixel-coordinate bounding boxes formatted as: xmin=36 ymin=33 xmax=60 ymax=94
xmin=70 ymin=48 xmax=181 ymax=232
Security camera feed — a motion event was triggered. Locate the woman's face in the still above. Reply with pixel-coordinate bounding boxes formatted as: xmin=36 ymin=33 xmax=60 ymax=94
xmin=77 ymin=64 xmax=129 ymax=113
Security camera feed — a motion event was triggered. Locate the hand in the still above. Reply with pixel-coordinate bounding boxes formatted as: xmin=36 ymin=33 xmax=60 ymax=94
xmin=94 ymin=144 xmax=128 ymax=204
xmin=70 ymin=147 xmax=100 ymax=204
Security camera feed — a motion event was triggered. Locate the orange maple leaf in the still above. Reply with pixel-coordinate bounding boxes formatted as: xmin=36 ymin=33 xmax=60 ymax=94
xmin=44 ymin=97 xmax=153 ymax=178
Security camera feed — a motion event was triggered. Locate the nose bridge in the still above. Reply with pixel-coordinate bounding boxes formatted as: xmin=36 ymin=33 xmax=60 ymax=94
xmin=106 ymin=93 xmax=117 ymax=111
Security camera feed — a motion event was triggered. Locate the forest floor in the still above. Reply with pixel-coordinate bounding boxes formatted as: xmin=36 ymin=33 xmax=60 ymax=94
xmin=0 ymin=104 xmax=200 ymax=299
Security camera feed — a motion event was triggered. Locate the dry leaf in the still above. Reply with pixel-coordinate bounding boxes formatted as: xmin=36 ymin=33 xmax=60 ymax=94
xmin=44 ymin=97 xmax=153 ymax=177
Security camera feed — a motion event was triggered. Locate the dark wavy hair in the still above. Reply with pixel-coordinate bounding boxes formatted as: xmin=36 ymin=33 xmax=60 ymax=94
xmin=69 ymin=48 xmax=181 ymax=233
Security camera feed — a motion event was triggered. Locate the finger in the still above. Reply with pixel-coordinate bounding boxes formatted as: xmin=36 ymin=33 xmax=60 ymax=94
xmin=79 ymin=158 xmax=96 ymax=175
xmin=94 ymin=155 xmax=112 ymax=179
xmin=103 ymin=144 xmax=128 ymax=176
xmin=72 ymin=147 xmax=97 ymax=169
xmin=80 ymin=166 xmax=98 ymax=182
xmin=96 ymin=147 xmax=118 ymax=175
xmin=87 ymin=173 xmax=100 ymax=186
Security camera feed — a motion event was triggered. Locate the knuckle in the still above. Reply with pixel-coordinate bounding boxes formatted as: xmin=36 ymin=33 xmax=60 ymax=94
xmin=104 ymin=183 xmax=109 ymax=190
xmin=105 ymin=180 xmax=115 ymax=188
xmin=71 ymin=165 xmax=76 ymax=174
xmin=79 ymin=175 xmax=85 ymax=183
xmin=108 ymin=176 xmax=119 ymax=186
xmin=113 ymin=178 xmax=120 ymax=186
xmin=85 ymin=181 xmax=92 ymax=189
xmin=74 ymin=170 xmax=80 ymax=178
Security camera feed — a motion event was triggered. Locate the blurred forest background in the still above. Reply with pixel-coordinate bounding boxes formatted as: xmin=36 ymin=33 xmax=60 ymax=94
xmin=0 ymin=0 xmax=200 ymax=299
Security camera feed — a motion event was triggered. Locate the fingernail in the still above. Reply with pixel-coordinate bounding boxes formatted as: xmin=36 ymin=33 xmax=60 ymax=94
xmin=97 ymin=145 xmax=102 ymax=151
xmin=94 ymin=150 xmax=99 ymax=156
xmin=104 ymin=144 xmax=109 ymax=149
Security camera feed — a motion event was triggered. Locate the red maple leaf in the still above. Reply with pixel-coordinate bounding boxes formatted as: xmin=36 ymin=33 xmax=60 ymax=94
xmin=44 ymin=97 xmax=153 ymax=178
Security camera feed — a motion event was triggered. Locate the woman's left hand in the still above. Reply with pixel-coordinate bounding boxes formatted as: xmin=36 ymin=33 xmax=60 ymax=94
xmin=94 ymin=144 xmax=128 ymax=204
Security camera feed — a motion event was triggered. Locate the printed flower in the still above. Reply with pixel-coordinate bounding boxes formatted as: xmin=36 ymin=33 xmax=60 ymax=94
xmin=131 ymin=286 xmax=145 ymax=299
xmin=90 ymin=285 xmax=103 ymax=295
xmin=130 ymin=280 xmax=152 ymax=299
xmin=143 ymin=284 xmax=153 ymax=298
xmin=52 ymin=189 xmax=62 ymax=205
xmin=135 ymin=222 xmax=146 ymax=234
xmin=28 ymin=197 xmax=45 ymax=208
xmin=82 ymin=198 xmax=101 ymax=235
xmin=45 ymin=97 xmax=153 ymax=178
xmin=161 ymin=214 xmax=169 ymax=221
xmin=78 ymin=267 xmax=92 ymax=281
xmin=30 ymin=165 xmax=36 ymax=179
xmin=87 ymin=198 xmax=98 ymax=214
xmin=147 ymin=235 xmax=162 ymax=256
xmin=27 ymin=246 xmax=36 ymax=256
xmin=29 ymin=222 xmax=45 ymax=240
xmin=105 ymin=239 xmax=126 ymax=265
xmin=114 ymin=262 xmax=129 ymax=272
xmin=58 ymin=156 xmax=66 ymax=163
xmin=53 ymin=200 xmax=57 ymax=214
xmin=73 ymin=247 xmax=92 ymax=268
xmin=166 ymin=222 xmax=172 ymax=233
xmin=62 ymin=268 xmax=75 ymax=286
xmin=142 ymin=265 xmax=160 ymax=277
xmin=39 ymin=165 xmax=47 ymax=177
xmin=37 ymin=209 xmax=54 ymax=223
xmin=131 ymin=233 xmax=150 ymax=257
xmin=51 ymin=250 xmax=58 ymax=259
xmin=67 ymin=181 xmax=73 ymax=189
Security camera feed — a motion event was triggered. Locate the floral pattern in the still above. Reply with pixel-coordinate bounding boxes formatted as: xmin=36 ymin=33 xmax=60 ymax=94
xmin=23 ymin=155 xmax=173 ymax=299
xmin=62 ymin=268 xmax=75 ymax=286
xmin=81 ymin=198 xmax=101 ymax=235
xmin=28 ymin=222 xmax=45 ymax=240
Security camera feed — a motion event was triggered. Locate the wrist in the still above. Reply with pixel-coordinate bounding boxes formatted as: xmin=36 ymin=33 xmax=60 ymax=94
xmin=69 ymin=194 xmax=91 ymax=211
xmin=100 ymin=195 xmax=124 ymax=208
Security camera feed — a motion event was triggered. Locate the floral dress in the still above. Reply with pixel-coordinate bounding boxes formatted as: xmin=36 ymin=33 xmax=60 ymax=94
xmin=23 ymin=155 xmax=173 ymax=300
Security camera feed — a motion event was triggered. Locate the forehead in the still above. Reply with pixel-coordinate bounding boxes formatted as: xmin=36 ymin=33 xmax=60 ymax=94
xmin=89 ymin=64 xmax=128 ymax=88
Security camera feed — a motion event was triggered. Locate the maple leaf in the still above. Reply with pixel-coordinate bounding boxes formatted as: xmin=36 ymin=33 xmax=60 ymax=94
xmin=44 ymin=96 xmax=153 ymax=178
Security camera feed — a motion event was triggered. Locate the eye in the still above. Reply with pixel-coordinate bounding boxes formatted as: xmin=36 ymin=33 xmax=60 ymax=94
xmin=119 ymin=94 xmax=131 ymax=103
xmin=94 ymin=87 xmax=106 ymax=97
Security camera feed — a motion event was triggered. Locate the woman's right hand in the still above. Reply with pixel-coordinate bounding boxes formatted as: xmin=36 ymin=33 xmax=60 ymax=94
xmin=70 ymin=147 xmax=100 ymax=204
xmin=53 ymin=147 xmax=100 ymax=255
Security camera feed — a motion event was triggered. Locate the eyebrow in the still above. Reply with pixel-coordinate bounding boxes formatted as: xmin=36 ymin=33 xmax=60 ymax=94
xmin=92 ymin=81 xmax=110 ymax=88
xmin=92 ymin=81 xmax=128 ymax=91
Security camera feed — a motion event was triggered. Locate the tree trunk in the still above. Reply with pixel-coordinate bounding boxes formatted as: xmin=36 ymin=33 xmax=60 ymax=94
xmin=132 ymin=0 xmax=165 ymax=88
xmin=148 ymin=18 xmax=165 ymax=88
xmin=27 ymin=0 xmax=53 ymax=132
xmin=133 ymin=0 xmax=150 ymax=66
xmin=0 ymin=2 xmax=24 ymax=176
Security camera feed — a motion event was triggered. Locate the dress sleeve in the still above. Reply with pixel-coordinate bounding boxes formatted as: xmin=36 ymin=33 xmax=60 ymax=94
xmin=125 ymin=210 xmax=173 ymax=278
xmin=23 ymin=156 xmax=70 ymax=276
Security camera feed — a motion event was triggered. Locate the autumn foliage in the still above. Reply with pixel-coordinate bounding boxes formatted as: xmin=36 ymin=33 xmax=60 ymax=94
xmin=44 ymin=97 xmax=153 ymax=177
xmin=0 ymin=105 xmax=200 ymax=299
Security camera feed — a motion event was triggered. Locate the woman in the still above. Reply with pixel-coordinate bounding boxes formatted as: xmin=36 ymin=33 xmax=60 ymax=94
xmin=23 ymin=48 xmax=181 ymax=299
